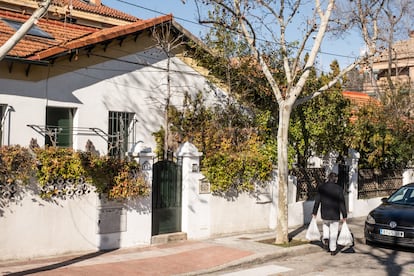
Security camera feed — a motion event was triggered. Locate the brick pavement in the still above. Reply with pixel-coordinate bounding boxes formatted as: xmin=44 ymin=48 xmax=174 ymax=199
xmin=0 ymin=241 xmax=253 ymax=276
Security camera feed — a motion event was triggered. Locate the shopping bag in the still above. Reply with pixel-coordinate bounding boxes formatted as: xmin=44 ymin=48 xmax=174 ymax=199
xmin=337 ymin=221 xmax=354 ymax=246
xmin=305 ymin=218 xmax=321 ymax=241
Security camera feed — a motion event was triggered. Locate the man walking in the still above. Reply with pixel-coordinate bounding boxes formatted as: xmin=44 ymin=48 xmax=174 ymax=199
xmin=312 ymin=172 xmax=347 ymax=255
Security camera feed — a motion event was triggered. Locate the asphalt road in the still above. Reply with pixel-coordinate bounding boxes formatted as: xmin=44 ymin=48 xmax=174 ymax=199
xmin=216 ymin=242 xmax=414 ymax=276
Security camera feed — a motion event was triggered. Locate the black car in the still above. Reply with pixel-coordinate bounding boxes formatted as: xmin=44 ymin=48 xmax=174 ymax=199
xmin=364 ymin=183 xmax=414 ymax=248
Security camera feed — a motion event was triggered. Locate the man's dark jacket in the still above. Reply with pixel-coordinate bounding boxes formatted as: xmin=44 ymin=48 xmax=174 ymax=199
xmin=312 ymin=181 xmax=347 ymax=220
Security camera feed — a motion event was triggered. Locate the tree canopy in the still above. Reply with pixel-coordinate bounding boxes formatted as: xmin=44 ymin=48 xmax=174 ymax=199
xmin=183 ymin=0 xmax=412 ymax=245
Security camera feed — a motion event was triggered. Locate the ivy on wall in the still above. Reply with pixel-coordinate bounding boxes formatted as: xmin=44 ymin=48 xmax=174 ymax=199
xmin=0 ymin=145 xmax=35 ymax=185
xmin=0 ymin=145 xmax=149 ymax=201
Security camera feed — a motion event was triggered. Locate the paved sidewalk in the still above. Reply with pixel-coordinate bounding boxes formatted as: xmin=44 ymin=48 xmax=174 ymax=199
xmin=0 ymin=217 xmax=366 ymax=276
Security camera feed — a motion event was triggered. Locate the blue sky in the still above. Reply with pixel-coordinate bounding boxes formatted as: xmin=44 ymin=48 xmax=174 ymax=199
xmin=102 ymin=0 xmax=364 ymax=72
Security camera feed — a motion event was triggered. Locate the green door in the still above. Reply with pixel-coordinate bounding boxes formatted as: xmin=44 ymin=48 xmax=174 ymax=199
xmin=152 ymin=158 xmax=182 ymax=235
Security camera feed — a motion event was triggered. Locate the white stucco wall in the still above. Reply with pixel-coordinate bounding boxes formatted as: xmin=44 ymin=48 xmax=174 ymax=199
xmin=288 ymin=200 xmax=316 ymax=226
xmin=209 ymin=193 xmax=271 ymax=235
xmin=0 ymin=189 xmax=98 ymax=261
xmin=0 ymin=184 xmax=152 ymax=261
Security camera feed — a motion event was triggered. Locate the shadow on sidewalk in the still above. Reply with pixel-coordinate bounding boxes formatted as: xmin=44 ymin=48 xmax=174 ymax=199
xmin=288 ymin=225 xmax=306 ymax=241
xmin=3 ymin=250 xmax=116 ymax=276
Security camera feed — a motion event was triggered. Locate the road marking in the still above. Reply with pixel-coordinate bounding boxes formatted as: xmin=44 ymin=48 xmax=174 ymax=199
xmin=220 ymin=264 xmax=292 ymax=276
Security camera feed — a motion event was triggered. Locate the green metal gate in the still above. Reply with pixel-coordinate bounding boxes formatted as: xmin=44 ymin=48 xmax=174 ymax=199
xmin=152 ymin=153 xmax=182 ymax=236
xmin=338 ymin=164 xmax=349 ymax=194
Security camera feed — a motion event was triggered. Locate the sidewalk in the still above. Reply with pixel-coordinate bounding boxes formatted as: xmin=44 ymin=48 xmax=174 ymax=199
xmin=0 ymin=217 xmax=366 ymax=276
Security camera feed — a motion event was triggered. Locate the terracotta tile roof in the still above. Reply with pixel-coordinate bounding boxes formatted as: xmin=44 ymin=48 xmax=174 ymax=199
xmin=342 ymin=91 xmax=380 ymax=106
xmin=342 ymin=91 xmax=381 ymax=122
xmin=0 ymin=10 xmax=97 ymax=58
xmin=51 ymin=0 xmax=139 ymax=22
xmin=27 ymin=14 xmax=173 ymax=60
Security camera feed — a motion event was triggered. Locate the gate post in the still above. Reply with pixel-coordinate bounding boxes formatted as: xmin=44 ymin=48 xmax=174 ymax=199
xmin=131 ymin=142 xmax=154 ymax=183
xmin=324 ymin=151 xmax=339 ymax=175
xmin=176 ymin=142 xmax=208 ymax=239
xmin=346 ymin=149 xmax=360 ymax=217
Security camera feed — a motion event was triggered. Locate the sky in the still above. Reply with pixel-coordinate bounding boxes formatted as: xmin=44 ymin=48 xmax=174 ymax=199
xmin=101 ymin=0 xmax=365 ymax=73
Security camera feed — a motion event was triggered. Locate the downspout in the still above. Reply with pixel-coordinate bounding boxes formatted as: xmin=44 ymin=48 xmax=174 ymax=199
xmin=1 ymin=105 xmax=15 ymax=146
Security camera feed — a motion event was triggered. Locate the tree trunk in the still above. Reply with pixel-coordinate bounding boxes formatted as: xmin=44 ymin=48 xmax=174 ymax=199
xmin=275 ymin=101 xmax=293 ymax=244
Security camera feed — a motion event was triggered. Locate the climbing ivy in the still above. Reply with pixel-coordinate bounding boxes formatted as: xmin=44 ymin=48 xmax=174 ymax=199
xmin=0 ymin=145 xmax=36 ymax=185
xmin=35 ymin=147 xmax=86 ymax=187
xmin=0 ymin=146 xmax=149 ymax=200
xmin=80 ymin=153 xmax=149 ymax=199
xmin=156 ymin=92 xmax=276 ymax=193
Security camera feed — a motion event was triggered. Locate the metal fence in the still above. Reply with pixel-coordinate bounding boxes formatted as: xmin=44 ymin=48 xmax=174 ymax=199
xmin=358 ymin=169 xmax=403 ymax=199
xmin=291 ymin=168 xmax=325 ymax=202
xmin=292 ymin=167 xmax=403 ymax=201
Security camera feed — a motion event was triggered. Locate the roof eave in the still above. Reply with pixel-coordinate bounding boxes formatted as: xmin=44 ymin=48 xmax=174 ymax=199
xmin=3 ymin=56 xmax=50 ymax=66
xmin=27 ymin=14 xmax=174 ymax=61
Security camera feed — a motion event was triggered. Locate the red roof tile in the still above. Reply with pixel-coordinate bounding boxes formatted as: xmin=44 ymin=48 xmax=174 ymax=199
xmin=342 ymin=91 xmax=380 ymax=106
xmin=51 ymin=0 xmax=139 ymax=22
xmin=0 ymin=10 xmax=98 ymax=58
xmin=27 ymin=14 xmax=173 ymax=60
xmin=342 ymin=91 xmax=381 ymax=122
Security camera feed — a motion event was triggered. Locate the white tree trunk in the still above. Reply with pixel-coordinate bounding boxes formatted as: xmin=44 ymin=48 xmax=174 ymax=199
xmin=193 ymin=0 xmax=385 ymax=244
xmin=275 ymin=101 xmax=293 ymax=244
xmin=0 ymin=0 xmax=52 ymax=60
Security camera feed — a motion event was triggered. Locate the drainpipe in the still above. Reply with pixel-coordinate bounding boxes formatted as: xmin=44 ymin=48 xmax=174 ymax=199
xmin=1 ymin=106 xmax=15 ymax=146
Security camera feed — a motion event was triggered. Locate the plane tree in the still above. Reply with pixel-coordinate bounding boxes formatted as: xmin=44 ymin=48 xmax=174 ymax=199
xmin=185 ymin=0 xmax=401 ymax=244
xmin=290 ymin=60 xmax=352 ymax=168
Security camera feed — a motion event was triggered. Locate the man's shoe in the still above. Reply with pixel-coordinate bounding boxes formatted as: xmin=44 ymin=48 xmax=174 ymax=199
xmin=323 ymin=239 xmax=329 ymax=251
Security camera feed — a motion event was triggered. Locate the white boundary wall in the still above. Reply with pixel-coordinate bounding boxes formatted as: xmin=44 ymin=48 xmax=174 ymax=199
xmin=0 ymin=141 xmax=412 ymax=261
xmin=0 ymin=187 xmax=152 ymax=261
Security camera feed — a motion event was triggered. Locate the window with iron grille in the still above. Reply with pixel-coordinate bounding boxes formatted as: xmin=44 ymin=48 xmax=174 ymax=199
xmin=108 ymin=111 xmax=136 ymax=158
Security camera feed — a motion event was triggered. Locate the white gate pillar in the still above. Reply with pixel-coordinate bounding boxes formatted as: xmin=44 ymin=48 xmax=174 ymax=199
xmin=176 ymin=142 xmax=209 ymax=239
xmin=130 ymin=142 xmax=155 ymax=185
xmin=346 ymin=149 xmax=360 ymax=217
xmin=403 ymin=169 xmax=414 ymax=185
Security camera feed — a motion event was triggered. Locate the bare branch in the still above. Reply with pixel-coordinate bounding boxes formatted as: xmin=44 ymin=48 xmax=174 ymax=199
xmin=294 ymin=57 xmax=363 ymax=107
xmin=234 ymin=0 xmax=284 ymax=103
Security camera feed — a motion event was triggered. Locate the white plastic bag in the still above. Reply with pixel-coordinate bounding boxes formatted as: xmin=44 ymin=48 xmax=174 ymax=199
xmin=305 ymin=218 xmax=321 ymax=241
xmin=337 ymin=221 xmax=354 ymax=246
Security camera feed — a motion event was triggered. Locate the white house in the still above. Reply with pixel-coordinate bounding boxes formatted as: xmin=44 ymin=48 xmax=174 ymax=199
xmin=0 ymin=0 xmax=233 ymax=261
xmin=0 ymin=0 xmax=224 ymax=155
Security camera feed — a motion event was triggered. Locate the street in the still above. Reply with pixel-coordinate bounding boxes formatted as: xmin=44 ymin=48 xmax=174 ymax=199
xmin=214 ymin=242 xmax=414 ymax=276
